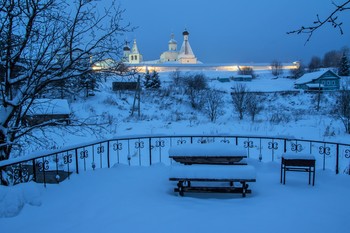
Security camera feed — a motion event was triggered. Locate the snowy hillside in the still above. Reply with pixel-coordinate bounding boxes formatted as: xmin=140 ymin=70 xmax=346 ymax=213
xmin=19 ymin=70 xmax=348 ymax=156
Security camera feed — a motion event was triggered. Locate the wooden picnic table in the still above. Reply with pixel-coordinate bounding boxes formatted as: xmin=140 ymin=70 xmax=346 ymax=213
xmin=168 ymin=143 xmax=256 ymax=197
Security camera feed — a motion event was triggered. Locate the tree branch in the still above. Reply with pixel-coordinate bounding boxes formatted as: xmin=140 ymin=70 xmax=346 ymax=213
xmin=287 ymin=0 xmax=350 ymax=43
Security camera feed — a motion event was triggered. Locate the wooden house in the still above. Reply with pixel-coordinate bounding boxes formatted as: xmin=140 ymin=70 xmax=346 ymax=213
xmin=231 ymin=75 xmax=253 ymax=82
xmin=294 ymin=70 xmax=341 ymax=90
xmin=25 ymin=99 xmax=71 ymax=126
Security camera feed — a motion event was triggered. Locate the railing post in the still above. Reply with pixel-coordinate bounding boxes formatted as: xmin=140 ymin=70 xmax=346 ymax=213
xmin=149 ymin=138 xmax=152 ymax=166
xmin=336 ymin=144 xmax=339 ymax=174
xmin=32 ymin=159 xmax=37 ymax=182
xmin=107 ymin=141 xmax=110 ymax=168
xmin=284 ymin=139 xmax=287 ymax=153
xmin=75 ymin=148 xmax=79 ymax=174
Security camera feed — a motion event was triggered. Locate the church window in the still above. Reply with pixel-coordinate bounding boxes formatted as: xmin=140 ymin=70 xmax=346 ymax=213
xmin=135 ymin=55 xmax=138 ymax=60
xmin=131 ymin=56 xmax=134 ymax=60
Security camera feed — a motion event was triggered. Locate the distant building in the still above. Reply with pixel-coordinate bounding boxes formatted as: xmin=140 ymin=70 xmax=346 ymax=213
xmin=294 ymin=69 xmax=341 ymax=90
xmin=159 ymin=33 xmax=179 ymax=63
xmin=24 ymin=99 xmax=71 ymax=126
xmin=177 ymin=30 xmax=197 ymax=64
xmin=159 ymin=29 xmax=198 ymax=64
xmin=123 ymin=39 xmax=143 ymax=64
xmin=232 ymin=75 xmax=253 ymax=82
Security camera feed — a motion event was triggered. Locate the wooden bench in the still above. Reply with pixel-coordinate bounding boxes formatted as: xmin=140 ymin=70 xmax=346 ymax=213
xmin=169 ymin=165 xmax=256 ymax=197
xmin=280 ymin=153 xmax=316 ymax=186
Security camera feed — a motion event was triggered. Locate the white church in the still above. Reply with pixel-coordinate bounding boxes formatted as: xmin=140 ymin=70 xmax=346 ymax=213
xmin=123 ymin=29 xmax=198 ymax=64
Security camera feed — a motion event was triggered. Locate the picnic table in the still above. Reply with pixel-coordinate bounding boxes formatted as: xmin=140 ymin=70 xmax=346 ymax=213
xmin=168 ymin=143 xmax=256 ymax=197
xmin=280 ymin=153 xmax=316 ymax=186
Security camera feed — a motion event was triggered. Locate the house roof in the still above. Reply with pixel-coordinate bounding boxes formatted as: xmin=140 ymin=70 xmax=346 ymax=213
xmin=27 ymin=99 xmax=71 ymax=116
xmin=295 ymin=69 xmax=340 ymax=85
xmin=234 ymin=75 xmax=252 ymax=78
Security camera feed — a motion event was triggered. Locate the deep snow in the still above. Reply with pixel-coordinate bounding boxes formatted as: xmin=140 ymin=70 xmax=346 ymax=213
xmin=1 ymin=161 xmax=350 ymax=233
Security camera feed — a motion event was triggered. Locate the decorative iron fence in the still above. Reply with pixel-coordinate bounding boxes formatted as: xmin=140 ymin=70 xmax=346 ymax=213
xmin=1 ymin=134 xmax=350 ymax=187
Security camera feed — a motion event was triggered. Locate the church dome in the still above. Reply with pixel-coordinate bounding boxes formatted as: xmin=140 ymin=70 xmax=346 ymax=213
xmin=169 ymin=38 xmax=177 ymax=44
xmin=182 ymin=30 xmax=189 ymax=36
xmin=123 ymin=46 xmax=130 ymax=51
xmin=168 ymin=33 xmax=177 ymax=44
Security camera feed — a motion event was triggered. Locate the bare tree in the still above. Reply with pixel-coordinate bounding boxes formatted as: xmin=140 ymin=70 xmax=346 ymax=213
xmin=290 ymin=61 xmax=305 ymax=79
xmin=170 ymin=69 xmax=182 ymax=86
xmin=308 ymin=56 xmax=322 ymax=72
xmin=270 ymin=60 xmax=283 ymax=76
xmin=246 ymin=92 xmax=263 ymax=122
xmin=335 ymin=86 xmax=350 ymax=133
xmin=287 ymin=1 xmax=350 ymax=43
xmin=0 ymin=0 xmax=131 ymax=160
xmin=231 ymin=83 xmax=248 ymax=120
xmin=323 ymin=50 xmax=342 ymax=68
xmin=238 ymin=66 xmax=256 ymax=78
xmin=183 ymin=73 xmax=208 ymax=109
xmin=203 ymin=90 xmax=224 ymax=122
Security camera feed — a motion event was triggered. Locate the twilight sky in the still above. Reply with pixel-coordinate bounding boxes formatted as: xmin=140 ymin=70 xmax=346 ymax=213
xmin=118 ymin=0 xmax=350 ymax=64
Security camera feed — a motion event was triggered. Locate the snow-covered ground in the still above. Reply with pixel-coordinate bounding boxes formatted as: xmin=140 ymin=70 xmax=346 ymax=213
xmin=1 ymin=161 xmax=350 ymax=233
xmin=1 ymin=70 xmax=350 ymax=232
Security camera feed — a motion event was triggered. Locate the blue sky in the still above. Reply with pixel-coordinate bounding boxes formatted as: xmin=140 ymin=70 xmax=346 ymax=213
xmin=118 ymin=0 xmax=350 ymax=63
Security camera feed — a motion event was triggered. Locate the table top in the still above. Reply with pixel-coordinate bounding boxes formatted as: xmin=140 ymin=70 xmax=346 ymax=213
xmin=282 ymin=153 xmax=315 ymax=160
xmin=169 ymin=143 xmax=246 ymax=157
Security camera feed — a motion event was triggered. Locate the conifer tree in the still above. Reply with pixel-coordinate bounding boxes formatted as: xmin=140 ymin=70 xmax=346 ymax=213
xmin=150 ymin=71 xmax=161 ymax=89
xmin=144 ymin=70 xmax=161 ymax=89
xmin=338 ymin=53 xmax=350 ymax=76
xmin=143 ymin=70 xmax=152 ymax=88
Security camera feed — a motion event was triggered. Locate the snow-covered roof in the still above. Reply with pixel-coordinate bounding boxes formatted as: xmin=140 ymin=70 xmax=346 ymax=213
xmin=27 ymin=99 xmax=71 ymax=116
xmin=234 ymin=75 xmax=252 ymax=78
xmin=295 ymin=69 xmax=339 ymax=85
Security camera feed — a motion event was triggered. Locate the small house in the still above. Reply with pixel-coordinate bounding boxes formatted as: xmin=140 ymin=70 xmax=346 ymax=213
xmin=294 ymin=70 xmax=341 ymax=90
xmin=231 ymin=75 xmax=253 ymax=82
xmin=25 ymin=99 xmax=71 ymax=126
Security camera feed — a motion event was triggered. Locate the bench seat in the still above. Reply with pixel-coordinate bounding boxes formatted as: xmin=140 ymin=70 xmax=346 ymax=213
xmin=169 ymin=165 xmax=256 ymax=197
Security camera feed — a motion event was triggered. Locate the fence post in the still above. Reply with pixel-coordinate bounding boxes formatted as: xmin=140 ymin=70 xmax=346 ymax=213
xmin=284 ymin=139 xmax=287 ymax=153
xmin=75 ymin=148 xmax=79 ymax=174
xmin=32 ymin=159 xmax=36 ymax=182
xmin=107 ymin=141 xmax=110 ymax=168
xmin=149 ymin=138 xmax=152 ymax=166
xmin=336 ymin=144 xmax=339 ymax=174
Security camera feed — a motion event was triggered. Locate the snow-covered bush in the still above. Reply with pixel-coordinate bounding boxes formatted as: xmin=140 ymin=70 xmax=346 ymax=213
xmin=269 ymin=112 xmax=291 ymax=124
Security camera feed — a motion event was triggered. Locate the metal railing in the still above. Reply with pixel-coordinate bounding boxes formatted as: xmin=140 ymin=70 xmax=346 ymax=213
xmin=1 ymin=134 xmax=350 ymax=186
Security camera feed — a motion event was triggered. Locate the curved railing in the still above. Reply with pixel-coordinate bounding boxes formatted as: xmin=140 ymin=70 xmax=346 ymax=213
xmin=1 ymin=134 xmax=350 ymax=186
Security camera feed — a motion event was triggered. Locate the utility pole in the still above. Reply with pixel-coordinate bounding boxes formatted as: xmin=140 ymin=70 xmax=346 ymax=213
xmin=131 ymin=75 xmax=141 ymax=117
